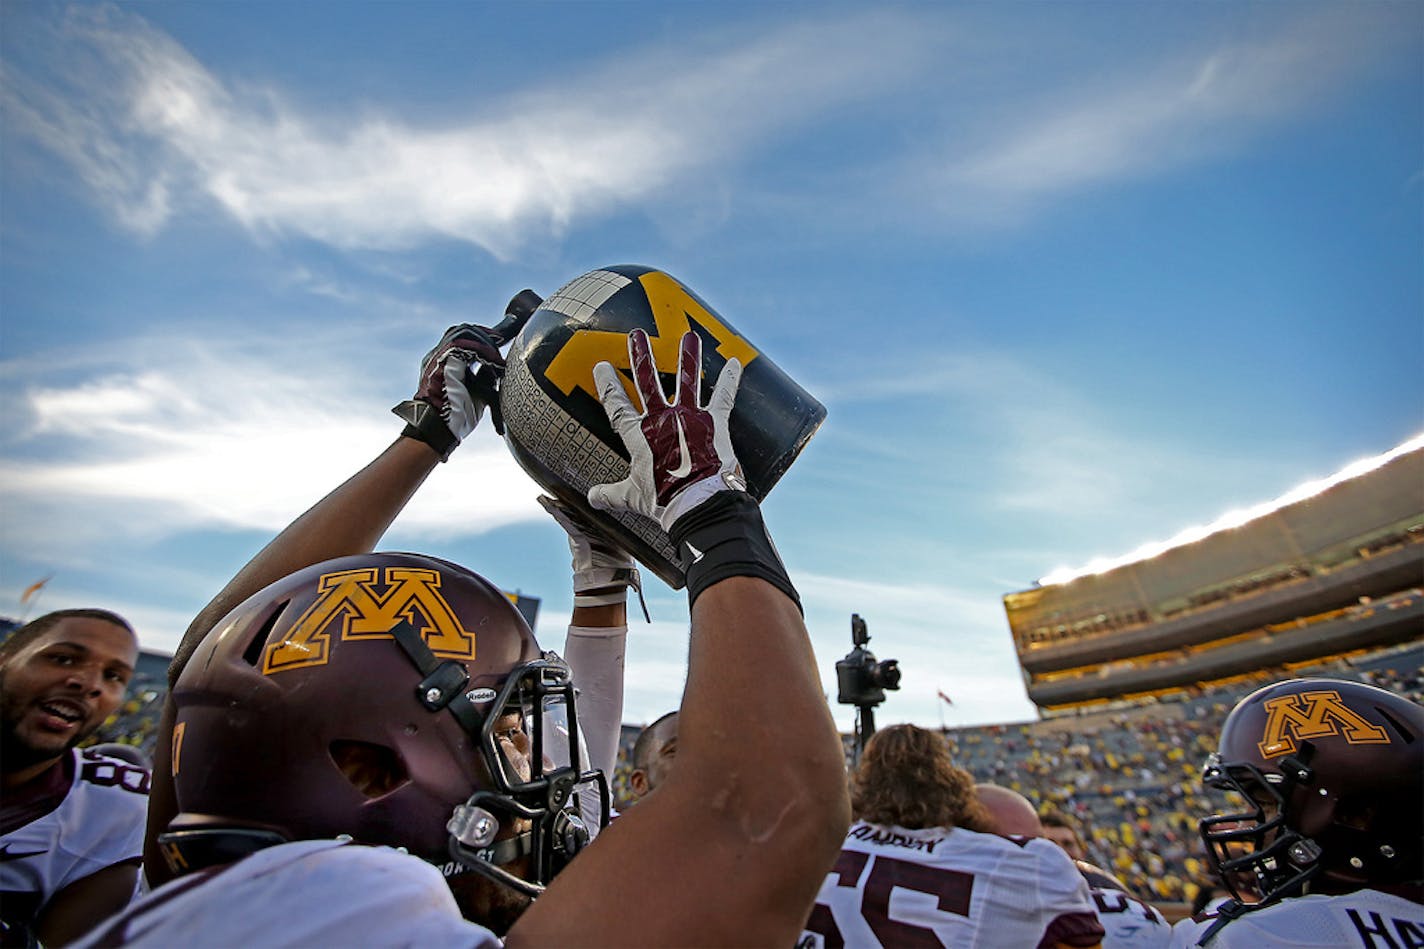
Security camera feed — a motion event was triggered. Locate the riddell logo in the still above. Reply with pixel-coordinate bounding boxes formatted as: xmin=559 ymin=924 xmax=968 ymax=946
xmin=1257 ymin=690 xmax=1390 ymax=758
xmin=262 ymin=566 xmax=475 ymax=674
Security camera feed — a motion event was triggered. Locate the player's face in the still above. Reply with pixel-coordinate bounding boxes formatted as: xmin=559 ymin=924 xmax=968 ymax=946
xmin=642 ymin=717 xmax=679 ymax=793
xmin=493 ymin=709 xmax=537 ymax=783
xmin=0 ymin=618 xmax=136 ymax=769
xmin=447 ymin=708 xmax=541 ymax=934
xmin=1044 ymin=825 xmax=1086 ymax=861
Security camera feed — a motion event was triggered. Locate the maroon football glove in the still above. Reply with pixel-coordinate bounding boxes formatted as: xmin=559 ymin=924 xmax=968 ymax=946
xmin=393 ymin=323 xmax=505 ymax=460
xmin=588 ymin=329 xmax=744 ymax=531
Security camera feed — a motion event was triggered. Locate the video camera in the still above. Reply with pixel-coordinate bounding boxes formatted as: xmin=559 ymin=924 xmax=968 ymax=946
xmin=835 ymin=614 xmax=901 ymax=709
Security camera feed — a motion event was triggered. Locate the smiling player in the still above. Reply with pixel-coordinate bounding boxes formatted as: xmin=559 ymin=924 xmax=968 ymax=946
xmin=0 ymin=609 xmax=149 ymax=946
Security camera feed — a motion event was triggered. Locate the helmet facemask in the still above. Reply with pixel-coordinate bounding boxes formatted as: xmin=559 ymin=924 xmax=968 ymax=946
xmin=383 ymin=612 xmax=607 ymax=898
xmin=441 ymin=655 xmax=609 ymax=897
xmin=1199 ymin=748 xmax=1322 ymax=907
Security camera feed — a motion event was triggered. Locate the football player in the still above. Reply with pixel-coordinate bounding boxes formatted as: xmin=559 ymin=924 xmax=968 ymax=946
xmin=628 ymin=710 xmax=679 ymax=801
xmin=974 ymin=783 xmax=1044 ymax=837
xmin=1043 ymin=810 xmax=1090 ymax=863
xmin=1170 ymin=677 xmax=1424 ymax=947
xmin=0 ymin=609 xmax=149 ymax=946
xmin=99 ymin=323 xmax=846 ymax=946
xmin=800 ymin=723 xmax=1105 ymax=948
xmin=1077 ymin=862 xmax=1172 ymax=949
xmin=974 ymin=784 xmax=1170 ymax=949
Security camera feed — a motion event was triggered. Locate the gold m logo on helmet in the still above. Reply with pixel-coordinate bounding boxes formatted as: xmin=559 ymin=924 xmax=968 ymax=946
xmin=262 ymin=566 xmax=475 ymax=675
xmin=1257 ymin=689 xmax=1390 ymax=758
xmin=544 ymin=271 xmax=760 ymax=404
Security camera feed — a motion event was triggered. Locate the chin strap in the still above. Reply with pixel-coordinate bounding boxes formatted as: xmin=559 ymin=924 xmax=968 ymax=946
xmin=1195 ymin=898 xmax=1249 ymax=946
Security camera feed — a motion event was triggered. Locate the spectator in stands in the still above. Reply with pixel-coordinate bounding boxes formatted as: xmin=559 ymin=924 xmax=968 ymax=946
xmin=975 ymin=783 xmax=1043 ymax=836
xmin=628 ymin=711 xmax=679 ymax=801
xmin=1171 ymin=678 xmax=1423 ymax=947
xmin=1043 ymin=810 xmax=1090 ymax=861
xmin=801 ymin=723 xmax=1104 ymax=948
xmin=0 ymin=609 xmax=149 ymax=946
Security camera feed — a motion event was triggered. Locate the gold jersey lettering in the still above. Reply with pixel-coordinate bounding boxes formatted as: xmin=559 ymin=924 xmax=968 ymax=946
xmin=1257 ymin=690 xmax=1390 ymax=758
xmin=544 ymin=271 xmax=760 ymax=408
xmin=262 ymin=566 xmax=475 ymax=674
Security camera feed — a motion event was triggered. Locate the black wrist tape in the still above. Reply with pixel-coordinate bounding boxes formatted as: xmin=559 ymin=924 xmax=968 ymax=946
xmin=393 ymin=400 xmax=458 ymax=461
xmin=669 ymin=491 xmax=801 ymax=614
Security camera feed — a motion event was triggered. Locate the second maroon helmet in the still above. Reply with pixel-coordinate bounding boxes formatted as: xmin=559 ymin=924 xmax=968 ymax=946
xmin=1199 ymin=677 xmax=1423 ymax=907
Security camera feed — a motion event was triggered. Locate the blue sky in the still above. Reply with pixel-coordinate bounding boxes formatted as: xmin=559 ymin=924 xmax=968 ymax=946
xmin=2 ymin=1 xmax=1420 ymax=731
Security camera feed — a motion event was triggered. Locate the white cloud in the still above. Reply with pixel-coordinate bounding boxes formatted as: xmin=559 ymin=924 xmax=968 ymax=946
xmin=0 ymin=337 xmax=549 ymax=567
xmin=813 ymin=347 xmax=1142 ymax=517
xmin=4 ymin=5 xmax=937 ymax=259
xmin=917 ymin=6 xmax=1412 ymax=224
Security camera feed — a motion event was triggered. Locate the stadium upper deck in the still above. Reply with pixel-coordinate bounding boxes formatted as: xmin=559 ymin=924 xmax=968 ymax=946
xmin=1004 ymin=436 xmax=1424 ymax=714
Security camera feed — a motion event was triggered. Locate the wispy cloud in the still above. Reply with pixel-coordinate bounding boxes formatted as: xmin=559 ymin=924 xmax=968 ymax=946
xmin=3 ymin=4 xmax=937 ymax=260
xmin=812 ymin=347 xmax=1143 ymax=517
xmin=912 ymin=6 xmax=1413 ymax=226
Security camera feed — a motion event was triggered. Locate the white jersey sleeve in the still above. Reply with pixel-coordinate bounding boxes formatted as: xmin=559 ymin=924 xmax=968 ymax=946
xmin=1089 ymin=886 xmax=1172 ymax=949
xmin=1168 ymin=889 xmax=1424 ymax=948
xmin=0 ymin=748 xmax=149 ymax=939
xmin=799 ymin=821 xmax=1104 ymax=949
xmin=73 ymin=839 xmax=502 ymax=948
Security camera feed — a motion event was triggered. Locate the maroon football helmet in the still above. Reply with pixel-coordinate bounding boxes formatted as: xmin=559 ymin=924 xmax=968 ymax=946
xmin=160 ymin=552 xmax=606 ymax=897
xmin=1198 ymin=677 xmax=1423 ymax=910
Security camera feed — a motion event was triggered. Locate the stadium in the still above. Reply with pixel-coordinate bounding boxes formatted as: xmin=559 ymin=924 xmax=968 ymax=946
xmin=4 ymin=436 xmax=1420 ymax=922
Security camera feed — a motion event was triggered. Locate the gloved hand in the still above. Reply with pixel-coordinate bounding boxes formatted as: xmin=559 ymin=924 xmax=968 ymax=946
xmin=590 ymin=328 xmax=799 ymax=612
xmin=393 ymin=323 xmax=505 ymax=461
xmin=587 ymin=329 xmax=744 ymax=532
xmin=538 ymin=495 xmax=648 ymax=621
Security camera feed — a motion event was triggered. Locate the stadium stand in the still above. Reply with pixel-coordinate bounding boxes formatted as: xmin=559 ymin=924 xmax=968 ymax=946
xmin=1005 ymin=440 xmax=1423 ymax=713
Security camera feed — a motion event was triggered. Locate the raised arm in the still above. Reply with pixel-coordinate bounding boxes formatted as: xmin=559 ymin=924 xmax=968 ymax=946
xmin=145 ymin=322 xmax=504 ymax=886
xmin=507 ymin=330 xmax=849 ymax=947
xmin=539 ymin=495 xmax=644 ymax=783
xmin=163 ymin=323 xmax=505 ymax=687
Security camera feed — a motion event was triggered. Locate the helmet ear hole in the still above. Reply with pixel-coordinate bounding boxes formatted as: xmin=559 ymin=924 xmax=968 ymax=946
xmin=331 ymin=740 xmax=408 ymax=799
xmin=1375 ymin=706 xmax=1418 ymax=744
xmin=241 ymin=602 xmax=290 ymax=667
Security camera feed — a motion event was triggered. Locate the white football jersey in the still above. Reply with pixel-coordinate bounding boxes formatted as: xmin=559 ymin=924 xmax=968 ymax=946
xmin=799 ymin=821 xmax=1105 ymax=948
xmin=1088 ymin=885 xmax=1172 ymax=949
xmin=1169 ymin=889 xmax=1424 ymax=948
xmin=73 ymin=839 xmax=502 ymax=948
xmin=0 ymin=748 xmax=149 ymax=942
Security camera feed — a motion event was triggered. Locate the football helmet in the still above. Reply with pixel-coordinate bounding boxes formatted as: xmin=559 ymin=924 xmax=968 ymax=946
xmin=1198 ymin=677 xmax=1423 ymax=909
xmin=159 ymin=552 xmax=607 ymax=897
